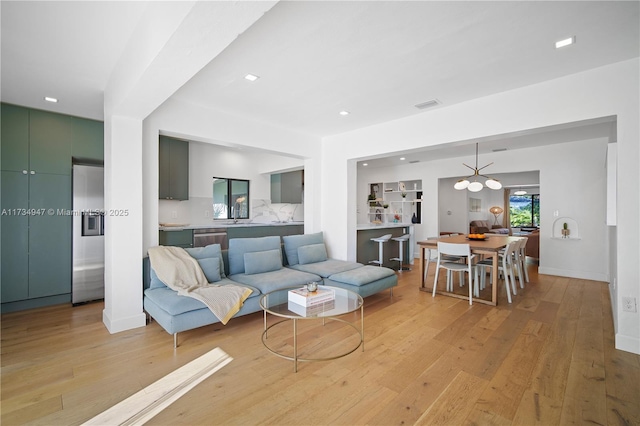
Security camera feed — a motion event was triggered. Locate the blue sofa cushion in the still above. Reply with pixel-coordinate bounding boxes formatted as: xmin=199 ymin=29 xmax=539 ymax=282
xmin=328 ymin=265 xmax=396 ymax=287
xmin=149 ymin=268 xmax=167 ymax=289
xmin=288 ymin=259 xmax=363 ymax=278
xmin=228 ymin=236 xmax=281 ymax=275
xmin=197 ymin=257 xmax=221 ymax=282
xmin=282 ymin=232 xmax=324 ymax=265
xmin=229 ymin=269 xmax=321 ymax=294
xmin=185 ymin=244 xmax=226 ymax=278
xmin=244 ymin=249 xmax=282 ymax=275
xmin=298 ymin=243 xmax=328 ymax=265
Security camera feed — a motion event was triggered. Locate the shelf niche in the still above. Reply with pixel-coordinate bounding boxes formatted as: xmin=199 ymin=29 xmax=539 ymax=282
xmin=552 ymin=217 xmax=580 ymax=239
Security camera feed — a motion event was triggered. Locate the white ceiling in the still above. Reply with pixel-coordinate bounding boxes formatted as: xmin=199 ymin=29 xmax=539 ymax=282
xmin=1 ymin=1 xmax=638 ymax=157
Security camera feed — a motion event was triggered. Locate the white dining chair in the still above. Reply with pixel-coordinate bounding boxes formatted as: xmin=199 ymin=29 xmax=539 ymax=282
xmin=475 ymin=240 xmax=519 ymax=303
xmin=517 ymin=237 xmax=530 ymax=283
xmin=432 ymin=242 xmax=476 ymax=305
xmin=423 ymin=236 xmax=464 ymax=284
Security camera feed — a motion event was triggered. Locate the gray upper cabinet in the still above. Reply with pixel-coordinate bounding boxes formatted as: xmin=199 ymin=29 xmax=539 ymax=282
xmin=271 ymin=170 xmax=303 ymax=204
xmin=159 ymin=136 xmax=189 ymax=200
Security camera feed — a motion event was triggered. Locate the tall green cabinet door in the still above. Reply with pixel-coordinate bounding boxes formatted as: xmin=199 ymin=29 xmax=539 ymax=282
xmin=28 ymin=173 xmax=72 ymax=298
xmin=29 ymin=109 xmax=72 ymax=175
xmin=0 ymin=171 xmax=29 ymax=302
xmin=1 ymin=104 xmax=29 ymax=172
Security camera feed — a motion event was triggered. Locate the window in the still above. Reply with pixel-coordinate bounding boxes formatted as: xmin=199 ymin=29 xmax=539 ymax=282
xmin=212 ymin=178 xmax=249 ymax=220
xmin=509 ymin=194 xmax=539 ymax=227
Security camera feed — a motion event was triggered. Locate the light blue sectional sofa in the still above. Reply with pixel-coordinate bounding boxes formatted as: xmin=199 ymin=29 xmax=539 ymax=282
xmin=143 ymin=233 xmax=397 ymax=347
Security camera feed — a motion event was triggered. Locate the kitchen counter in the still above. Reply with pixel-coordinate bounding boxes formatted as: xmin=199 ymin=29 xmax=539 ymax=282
xmin=356 ymin=223 xmax=415 ymax=268
xmin=356 ymin=222 xmax=413 ymax=231
xmin=159 ymin=222 xmax=304 ymax=231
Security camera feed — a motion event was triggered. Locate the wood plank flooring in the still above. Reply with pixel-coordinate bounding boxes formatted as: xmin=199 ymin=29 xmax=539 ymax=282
xmin=2 ymin=263 xmax=639 ymax=425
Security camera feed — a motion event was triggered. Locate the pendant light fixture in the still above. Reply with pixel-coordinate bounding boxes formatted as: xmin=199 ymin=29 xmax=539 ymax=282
xmin=514 ymin=188 xmax=527 ymax=195
xmin=454 ymin=143 xmax=502 ymax=192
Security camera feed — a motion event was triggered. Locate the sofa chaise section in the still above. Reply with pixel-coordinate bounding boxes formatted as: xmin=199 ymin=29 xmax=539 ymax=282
xmin=282 ymin=232 xmax=397 ymax=297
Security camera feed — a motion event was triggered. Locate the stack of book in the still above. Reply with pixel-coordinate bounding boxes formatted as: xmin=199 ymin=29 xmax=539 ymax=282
xmin=287 ymin=287 xmax=335 ymax=317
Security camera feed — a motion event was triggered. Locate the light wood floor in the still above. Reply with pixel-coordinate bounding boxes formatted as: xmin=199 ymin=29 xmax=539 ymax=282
xmin=2 ymin=263 xmax=639 ymax=425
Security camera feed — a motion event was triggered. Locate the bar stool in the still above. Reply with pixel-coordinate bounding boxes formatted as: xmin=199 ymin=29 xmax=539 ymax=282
xmin=390 ymin=234 xmax=411 ymax=271
xmin=369 ymin=234 xmax=392 ymax=266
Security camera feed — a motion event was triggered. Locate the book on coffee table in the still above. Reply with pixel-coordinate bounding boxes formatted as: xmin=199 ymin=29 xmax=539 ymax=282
xmin=287 ymin=299 xmax=336 ymax=317
xmin=288 ymin=287 xmax=335 ymax=307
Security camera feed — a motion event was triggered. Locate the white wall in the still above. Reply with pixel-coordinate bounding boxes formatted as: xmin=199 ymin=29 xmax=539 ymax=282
xmin=323 ymin=59 xmax=639 ymax=354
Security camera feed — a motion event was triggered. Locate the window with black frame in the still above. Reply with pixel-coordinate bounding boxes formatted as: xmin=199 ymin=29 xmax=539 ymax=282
xmin=509 ymin=194 xmax=540 ymax=228
xmin=212 ymin=177 xmax=249 ymax=220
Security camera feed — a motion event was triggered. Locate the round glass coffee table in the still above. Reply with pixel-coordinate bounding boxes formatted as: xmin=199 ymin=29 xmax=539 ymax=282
xmin=259 ymin=286 xmax=364 ymax=372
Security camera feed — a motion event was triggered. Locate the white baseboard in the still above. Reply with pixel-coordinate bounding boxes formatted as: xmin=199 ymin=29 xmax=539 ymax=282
xmin=103 ymin=309 xmax=147 ymax=334
xmin=538 ymin=266 xmax=608 ymax=282
xmin=615 ymin=333 xmax=640 ymax=355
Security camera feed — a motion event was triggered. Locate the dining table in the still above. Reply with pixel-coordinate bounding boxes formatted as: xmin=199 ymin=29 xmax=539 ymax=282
xmin=417 ymin=234 xmax=521 ymax=306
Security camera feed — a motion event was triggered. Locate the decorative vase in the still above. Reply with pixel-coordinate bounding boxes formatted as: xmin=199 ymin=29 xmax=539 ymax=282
xmin=411 ymin=213 xmax=418 ymax=224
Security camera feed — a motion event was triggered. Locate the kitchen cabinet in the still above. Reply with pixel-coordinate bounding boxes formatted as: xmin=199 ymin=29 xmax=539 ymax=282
xmin=226 ymin=224 xmax=303 ymax=240
xmin=271 ymin=170 xmax=303 ymax=204
xmin=0 ymin=104 xmax=86 ymax=311
xmin=159 ymin=229 xmax=193 ymax=248
xmin=159 ymin=136 xmax=189 ymax=200
xmin=72 ymin=117 xmax=104 ymax=161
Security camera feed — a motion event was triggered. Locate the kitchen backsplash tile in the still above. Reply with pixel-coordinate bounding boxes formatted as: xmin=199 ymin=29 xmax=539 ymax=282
xmin=159 ymin=197 xmax=303 ymax=226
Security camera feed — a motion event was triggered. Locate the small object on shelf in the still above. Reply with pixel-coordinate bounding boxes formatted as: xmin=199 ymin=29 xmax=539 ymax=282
xmin=411 ymin=213 xmax=418 ymax=224
xmin=288 ymin=286 xmax=334 ymax=307
xmin=306 ymin=282 xmax=318 ymax=292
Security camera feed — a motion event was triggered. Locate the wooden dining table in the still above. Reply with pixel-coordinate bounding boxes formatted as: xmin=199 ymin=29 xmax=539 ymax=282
xmin=417 ymin=234 xmax=521 ymax=306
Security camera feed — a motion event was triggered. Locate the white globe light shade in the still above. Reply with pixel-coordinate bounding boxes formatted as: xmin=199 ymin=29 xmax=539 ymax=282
xmin=468 ymin=181 xmax=483 ymax=192
xmin=454 ymin=179 xmax=470 ymax=190
xmin=485 ymin=179 xmax=502 ymax=190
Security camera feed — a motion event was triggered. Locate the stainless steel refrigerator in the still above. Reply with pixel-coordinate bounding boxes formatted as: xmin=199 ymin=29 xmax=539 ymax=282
xmin=72 ymin=164 xmax=104 ymax=304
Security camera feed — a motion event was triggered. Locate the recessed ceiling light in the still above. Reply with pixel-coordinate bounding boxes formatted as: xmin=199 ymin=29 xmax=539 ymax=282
xmin=244 ymin=74 xmax=259 ymax=82
xmin=362 ymin=163 xmax=368 ymax=166
xmin=555 ymin=36 xmax=575 ymax=49
xmin=44 ymin=96 xmax=58 ymax=103
xmin=400 ymin=157 xmax=406 ymax=161
xmin=339 ymin=110 xmax=350 ymax=116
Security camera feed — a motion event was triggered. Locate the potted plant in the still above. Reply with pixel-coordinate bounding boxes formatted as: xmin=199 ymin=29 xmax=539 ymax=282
xmin=561 ymin=222 xmax=570 ymax=238
xmin=383 ymin=204 xmax=389 ymax=209
xmin=401 ymin=192 xmax=407 ymax=199
xmin=368 ymin=194 xmax=377 ymax=207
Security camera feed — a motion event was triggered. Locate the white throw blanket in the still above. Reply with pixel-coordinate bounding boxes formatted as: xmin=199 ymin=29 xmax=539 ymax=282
xmin=148 ymin=246 xmax=252 ymax=325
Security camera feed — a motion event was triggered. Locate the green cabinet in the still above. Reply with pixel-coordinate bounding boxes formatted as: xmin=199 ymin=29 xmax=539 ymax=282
xmin=1 ymin=171 xmax=29 ymax=302
xmin=0 ymin=104 xmax=88 ymax=310
xmin=29 ymin=109 xmax=73 ymax=175
xmin=1 ymin=104 xmax=29 ymax=171
xmin=159 ymin=136 xmax=189 ymax=200
xmin=71 ymin=117 xmax=104 ymax=161
xmin=159 ymin=229 xmax=193 ymax=248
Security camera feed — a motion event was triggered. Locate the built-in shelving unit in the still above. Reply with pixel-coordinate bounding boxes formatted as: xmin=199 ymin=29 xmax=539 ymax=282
xmin=367 ymin=180 xmax=422 ymax=224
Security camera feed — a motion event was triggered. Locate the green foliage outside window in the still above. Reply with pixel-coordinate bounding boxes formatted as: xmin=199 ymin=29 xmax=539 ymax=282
xmin=510 ymin=194 xmax=540 ymax=227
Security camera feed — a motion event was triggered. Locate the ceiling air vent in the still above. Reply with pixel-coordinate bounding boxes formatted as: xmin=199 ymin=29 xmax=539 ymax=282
xmin=414 ymin=99 xmax=440 ymax=110
xmin=409 ymin=160 xmax=420 ymax=164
